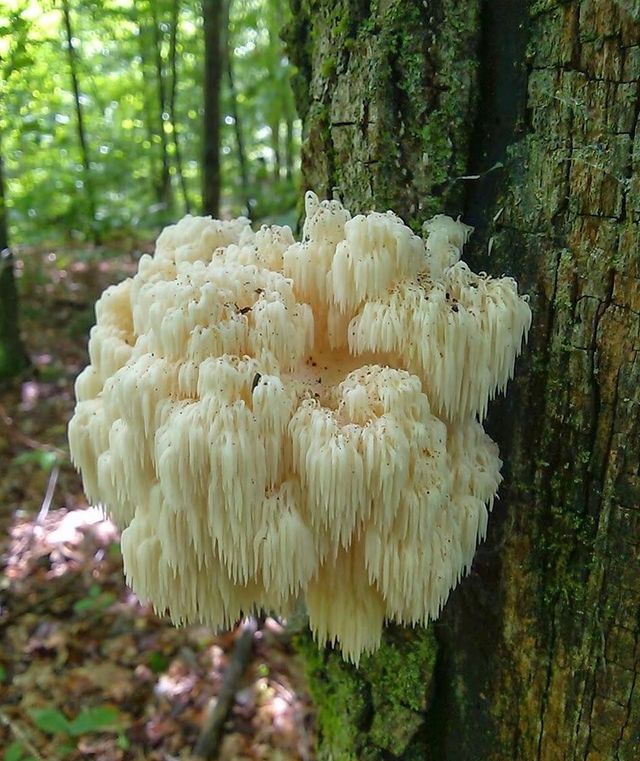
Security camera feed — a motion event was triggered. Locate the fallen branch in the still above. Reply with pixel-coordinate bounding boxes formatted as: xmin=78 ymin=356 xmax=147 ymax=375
xmin=0 ymin=403 xmax=66 ymax=457
xmin=37 ymin=464 xmax=60 ymax=524
xmin=193 ymin=617 xmax=258 ymax=759
xmin=0 ymin=708 xmax=47 ymax=761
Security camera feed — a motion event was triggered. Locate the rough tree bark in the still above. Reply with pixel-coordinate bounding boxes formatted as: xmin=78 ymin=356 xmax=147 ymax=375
xmin=285 ymin=1 xmax=640 ymax=759
xmin=0 ymin=133 xmax=28 ymax=382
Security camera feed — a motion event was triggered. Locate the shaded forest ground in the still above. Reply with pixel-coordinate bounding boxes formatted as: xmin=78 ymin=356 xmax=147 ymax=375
xmin=0 ymin=243 xmax=313 ymax=761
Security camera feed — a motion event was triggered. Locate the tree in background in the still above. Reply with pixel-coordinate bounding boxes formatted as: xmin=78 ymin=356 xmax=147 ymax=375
xmin=225 ymin=0 xmax=251 ymax=219
xmin=0 ymin=130 xmax=29 ymax=382
xmin=168 ymin=0 xmax=191 ymax=214
xmin=263 ymin=1 xmax=293 ymax=182
xmin=149 ymin=0 xmax=173 ymax=213
xmin=133 ymin=0 xmax=175 ymax=217
xmin=61 ymin=0 xmax=99 ymax=243
xmin=201 ymin=0 xmax=224 ymax=216
xmin=229 ymin=0 xmax=299 ymax=220
xmin=286 ymin=1 xmax=640 ymax=758
xmin=133 ymin=0 xmax=199 ymax=219
xmin=0 ymin=4 xmax=29 ymax=381
xmin=132 ymin=0 xmax=164 ymax=210
xmin=2 ymin=0 xmax=299 ymax=243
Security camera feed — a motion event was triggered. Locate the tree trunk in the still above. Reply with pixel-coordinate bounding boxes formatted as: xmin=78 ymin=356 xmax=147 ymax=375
xmin=61 ymin=0 xmax=100 ymax=244
xmin=0 ymin=134 xmax=28 ymax=382
xmin=285 ymin=1 xmax=640 ymax=759
xmin=284 ymin=112 xmax=294 ymax=181
xmin=168 ymin=0 xmax=191 ymax=215
xmin=270 ymin=118 xmax=282 ymax=181
xmin=133 ymin=0 xmax=161 ymax=206
xmin=225 ymin=1 xmax=252 ymax=219
xmin=150 ymin=0 xmax=173 ymax=213
xmin=202 ymin=0 xmax=225 ymax=216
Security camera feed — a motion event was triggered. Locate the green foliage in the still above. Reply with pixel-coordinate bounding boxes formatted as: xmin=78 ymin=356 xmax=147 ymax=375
xmin=107 ymin=540 xmax=122 ymax=559
xmin=1 ymin=0 xmax=300 ymax=245
xmin=147 ymin=650 xmax=169 ymax=673
xmin=28 ymin=704 xmax=125 ymax=756
xmin=11 ymin=449 xmax=58 ymax=472
xmin=72 ymin=582 xmax=116 ymax=614
xmin=67 ymin=706 xmax=122 ymax=735
xmin=30 ymin=708 xmax=72 ymax=736
xmin=4 ymin=742 xmax=36 ymax=761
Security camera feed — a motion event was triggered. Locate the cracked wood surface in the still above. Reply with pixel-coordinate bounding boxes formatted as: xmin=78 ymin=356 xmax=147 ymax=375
xmin=447 ymin=3 xmax=640 ymax=760
xmin=287 ymin=0 xmax=640 ymax=759
xmin=285 ymin=0 xmax=481 ymax=225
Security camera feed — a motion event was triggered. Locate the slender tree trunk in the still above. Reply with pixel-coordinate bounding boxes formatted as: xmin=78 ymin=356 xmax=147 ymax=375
xmin=61 ymin=0 xmax=99 ymax=244
xmin=0 ymin=134 xmax=28 ymax=382
xmin=133 ymin=1 xmax=162 ymax=205
xmin=270 ymin=119 xmax=282 ymax=181
xmin=168 ymin=0 xmax=191 ymax=214
xmin=286 ymin=1 xmax=640 ymax=759
xmin=224 ymin=0 xmax=251 ymax=219
xmin=201 ymin=0 xmax=224 ymax=216
xmin=266 ymin=18 xmax=284 ymax=183
xmin=150 ymin=0 xmax=172 ymax=213
xmin=284 ymin=112 xmax=294 ymax=182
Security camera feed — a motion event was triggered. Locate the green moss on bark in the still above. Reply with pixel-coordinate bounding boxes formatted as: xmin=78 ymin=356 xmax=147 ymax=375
xmin=284 ymin=0 xmax=480 ymax=221
xmin=297 ymin=626 xmax=437 ymax=760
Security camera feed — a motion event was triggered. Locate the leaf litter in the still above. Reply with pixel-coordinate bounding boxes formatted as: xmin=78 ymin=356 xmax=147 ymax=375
xmin=1 ymin=243 xmax=315 ymax=761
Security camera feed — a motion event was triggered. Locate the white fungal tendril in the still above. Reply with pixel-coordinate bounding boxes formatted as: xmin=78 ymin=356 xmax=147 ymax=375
xmin=68 ymin=192 xmax=531 ymax=665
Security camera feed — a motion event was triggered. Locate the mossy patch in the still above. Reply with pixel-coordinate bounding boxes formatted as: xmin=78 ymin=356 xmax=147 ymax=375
xmin=296 ymin=625 xmax=437 ymax=760
xmin=284 ymin=0 xmax=480 ymax=223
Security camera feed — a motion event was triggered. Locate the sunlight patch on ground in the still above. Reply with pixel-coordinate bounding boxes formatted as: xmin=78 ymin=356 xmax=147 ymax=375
xmin=0 ymin=246 xmax=315 ymax=759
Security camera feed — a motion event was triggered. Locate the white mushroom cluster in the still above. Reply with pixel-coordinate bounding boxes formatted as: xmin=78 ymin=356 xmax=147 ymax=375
xmin=69 ymin=192 xmax=531 ymax=664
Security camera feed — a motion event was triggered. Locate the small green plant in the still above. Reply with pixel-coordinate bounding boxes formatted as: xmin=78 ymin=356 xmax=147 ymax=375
xmin=107 ymin=541 xmax=122 ymax=560
xmin=12 ymin=450 xmax=58 ymax=472
xmin=4 ymin=741 xmax=36 ymax=761
xmin=29 ymin=705 xmax=128 ymax=755
xmin=147 ymin=651 xmax=169 ymax=674
xmin=73 ymin=583 xmax=116 ymax=615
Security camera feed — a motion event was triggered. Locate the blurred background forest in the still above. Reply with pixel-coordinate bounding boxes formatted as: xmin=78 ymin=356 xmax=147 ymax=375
xmin=1 ymin=0 xmax=300 ymax=246
xmin=0 ymin=2 xmax=313 ymax=760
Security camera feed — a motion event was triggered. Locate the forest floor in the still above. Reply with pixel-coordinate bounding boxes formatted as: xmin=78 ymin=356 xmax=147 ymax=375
xmin=0 ymin=242 xmax=314 ymax=761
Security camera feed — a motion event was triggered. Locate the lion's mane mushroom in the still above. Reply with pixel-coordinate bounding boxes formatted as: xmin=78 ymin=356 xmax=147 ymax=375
xmin=69 ymin=192 xmax=531 ymax=664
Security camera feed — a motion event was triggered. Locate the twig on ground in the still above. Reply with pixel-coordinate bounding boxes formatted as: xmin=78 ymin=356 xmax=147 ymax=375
xmin=193 ymin=617 xmax=258 ymax=759
xmin=0 ymin=572 xmax=79 ymax=626
xmin=0 ymin=403 xmax=66 ymax=457
xmin=0 ymin=708 xmax=47 ymax=761
xmin=37 ymin=465 xmax=60 ymax=524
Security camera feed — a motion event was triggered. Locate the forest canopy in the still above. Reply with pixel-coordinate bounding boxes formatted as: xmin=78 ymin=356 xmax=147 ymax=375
xmin=0 ymin=0 xmax=300 ymax=245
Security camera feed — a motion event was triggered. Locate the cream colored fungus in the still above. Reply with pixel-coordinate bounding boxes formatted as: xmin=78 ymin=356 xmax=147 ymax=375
xmin=69 ymin=192 xmax=531 ymax=664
